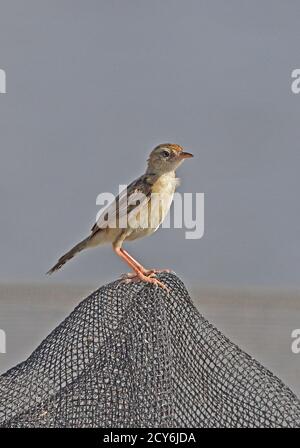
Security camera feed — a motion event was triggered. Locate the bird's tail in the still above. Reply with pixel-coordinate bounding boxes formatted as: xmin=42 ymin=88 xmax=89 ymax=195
xmin=46 ymin=236 xmax=91 ymax=275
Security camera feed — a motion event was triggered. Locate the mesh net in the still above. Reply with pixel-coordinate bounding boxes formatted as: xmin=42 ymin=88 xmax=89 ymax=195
xmin=0 ymin=273 xmax=299 ymax=428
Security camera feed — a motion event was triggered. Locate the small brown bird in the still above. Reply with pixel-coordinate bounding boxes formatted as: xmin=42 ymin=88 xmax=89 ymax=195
xmin=47 ymin=143 xmax=193 ymax=289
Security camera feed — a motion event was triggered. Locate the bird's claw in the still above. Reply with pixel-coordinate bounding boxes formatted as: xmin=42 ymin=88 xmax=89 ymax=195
xmin=143 ymin=268 xmax=171 ymax=276
xmin=120 ymin=272 xmax=138 ymax=280
xmin=121 ymin=268 xmax=170 ymax=279
xmin=119 ymin=271 xmax=169 ymax=292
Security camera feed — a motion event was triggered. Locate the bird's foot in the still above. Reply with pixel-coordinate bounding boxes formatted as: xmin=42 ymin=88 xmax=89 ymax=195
xmin=120 ymin=272 xmax=142 ymax=280
xmin=120 ymin=271 xmax=169 ymax=291
xmin=142 ymin=268 xmax=171 ymax=276
xmin=120 ymin=268 xmax=170 ymax=280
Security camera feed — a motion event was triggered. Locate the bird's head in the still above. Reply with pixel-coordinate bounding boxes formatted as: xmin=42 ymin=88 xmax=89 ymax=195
xmin=146 ymin=143 xmax=193 ymax=175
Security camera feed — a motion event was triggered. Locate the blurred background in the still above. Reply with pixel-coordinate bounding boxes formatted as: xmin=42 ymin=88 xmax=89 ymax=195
xmin=0 ymin=1 xmax=299 ymax=396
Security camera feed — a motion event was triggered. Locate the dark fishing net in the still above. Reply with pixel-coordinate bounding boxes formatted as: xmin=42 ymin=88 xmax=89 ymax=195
xmin=0 ymin=273 xmax=299 ymax=428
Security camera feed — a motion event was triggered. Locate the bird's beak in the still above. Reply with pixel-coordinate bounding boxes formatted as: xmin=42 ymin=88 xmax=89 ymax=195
xmin=179 ymin=151 xmax=193 ymax=159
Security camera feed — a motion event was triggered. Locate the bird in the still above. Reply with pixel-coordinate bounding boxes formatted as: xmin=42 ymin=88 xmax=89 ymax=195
xmin=47 ymin=143 xmax=193 ymax=289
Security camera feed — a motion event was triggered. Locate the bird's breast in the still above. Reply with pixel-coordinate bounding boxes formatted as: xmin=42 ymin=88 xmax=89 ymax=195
xmin=126 ymin=173 xmax=179 ymax=241
xmin=148 ymin=174 xmax=178 ymax=226
xmin=151 ymin=173 xmax=179 ymax=195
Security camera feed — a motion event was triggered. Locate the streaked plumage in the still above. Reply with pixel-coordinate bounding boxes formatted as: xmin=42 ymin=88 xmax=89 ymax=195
xmin=47 ymin=143 xmax=193 ymax=289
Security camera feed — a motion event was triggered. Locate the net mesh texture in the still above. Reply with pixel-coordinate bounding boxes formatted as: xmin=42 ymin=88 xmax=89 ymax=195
xmin=0 ymin=273 xmax=299 ymax=428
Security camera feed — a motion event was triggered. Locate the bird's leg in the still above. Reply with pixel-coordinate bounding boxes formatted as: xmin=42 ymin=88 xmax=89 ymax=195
xmin=120 ymin=248 xmax=171 ymax=276
xmin=114 ymin=247 xmax=168 ymax=290
xmin=119 ymin=248 xmax=148 ymax=275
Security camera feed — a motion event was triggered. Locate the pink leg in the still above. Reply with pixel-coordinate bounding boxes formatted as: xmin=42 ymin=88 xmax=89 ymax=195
xmin=114 ymin=247 xmax=168 ymax=291
xmin=120 ymin=248 xmax=171 ymax=276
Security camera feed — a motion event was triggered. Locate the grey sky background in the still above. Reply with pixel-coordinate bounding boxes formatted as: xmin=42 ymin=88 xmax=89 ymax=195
xmin=0 ymin=0 xmax=300 ymax=287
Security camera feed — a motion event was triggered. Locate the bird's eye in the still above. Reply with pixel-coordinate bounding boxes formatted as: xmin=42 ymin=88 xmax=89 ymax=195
xmin=162 ymin=150 xmax=170 ymax=158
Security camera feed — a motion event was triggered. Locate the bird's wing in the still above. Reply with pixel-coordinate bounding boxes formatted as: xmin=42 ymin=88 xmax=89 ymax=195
xmin=91 ymin=174 xmax=155 ymax=235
